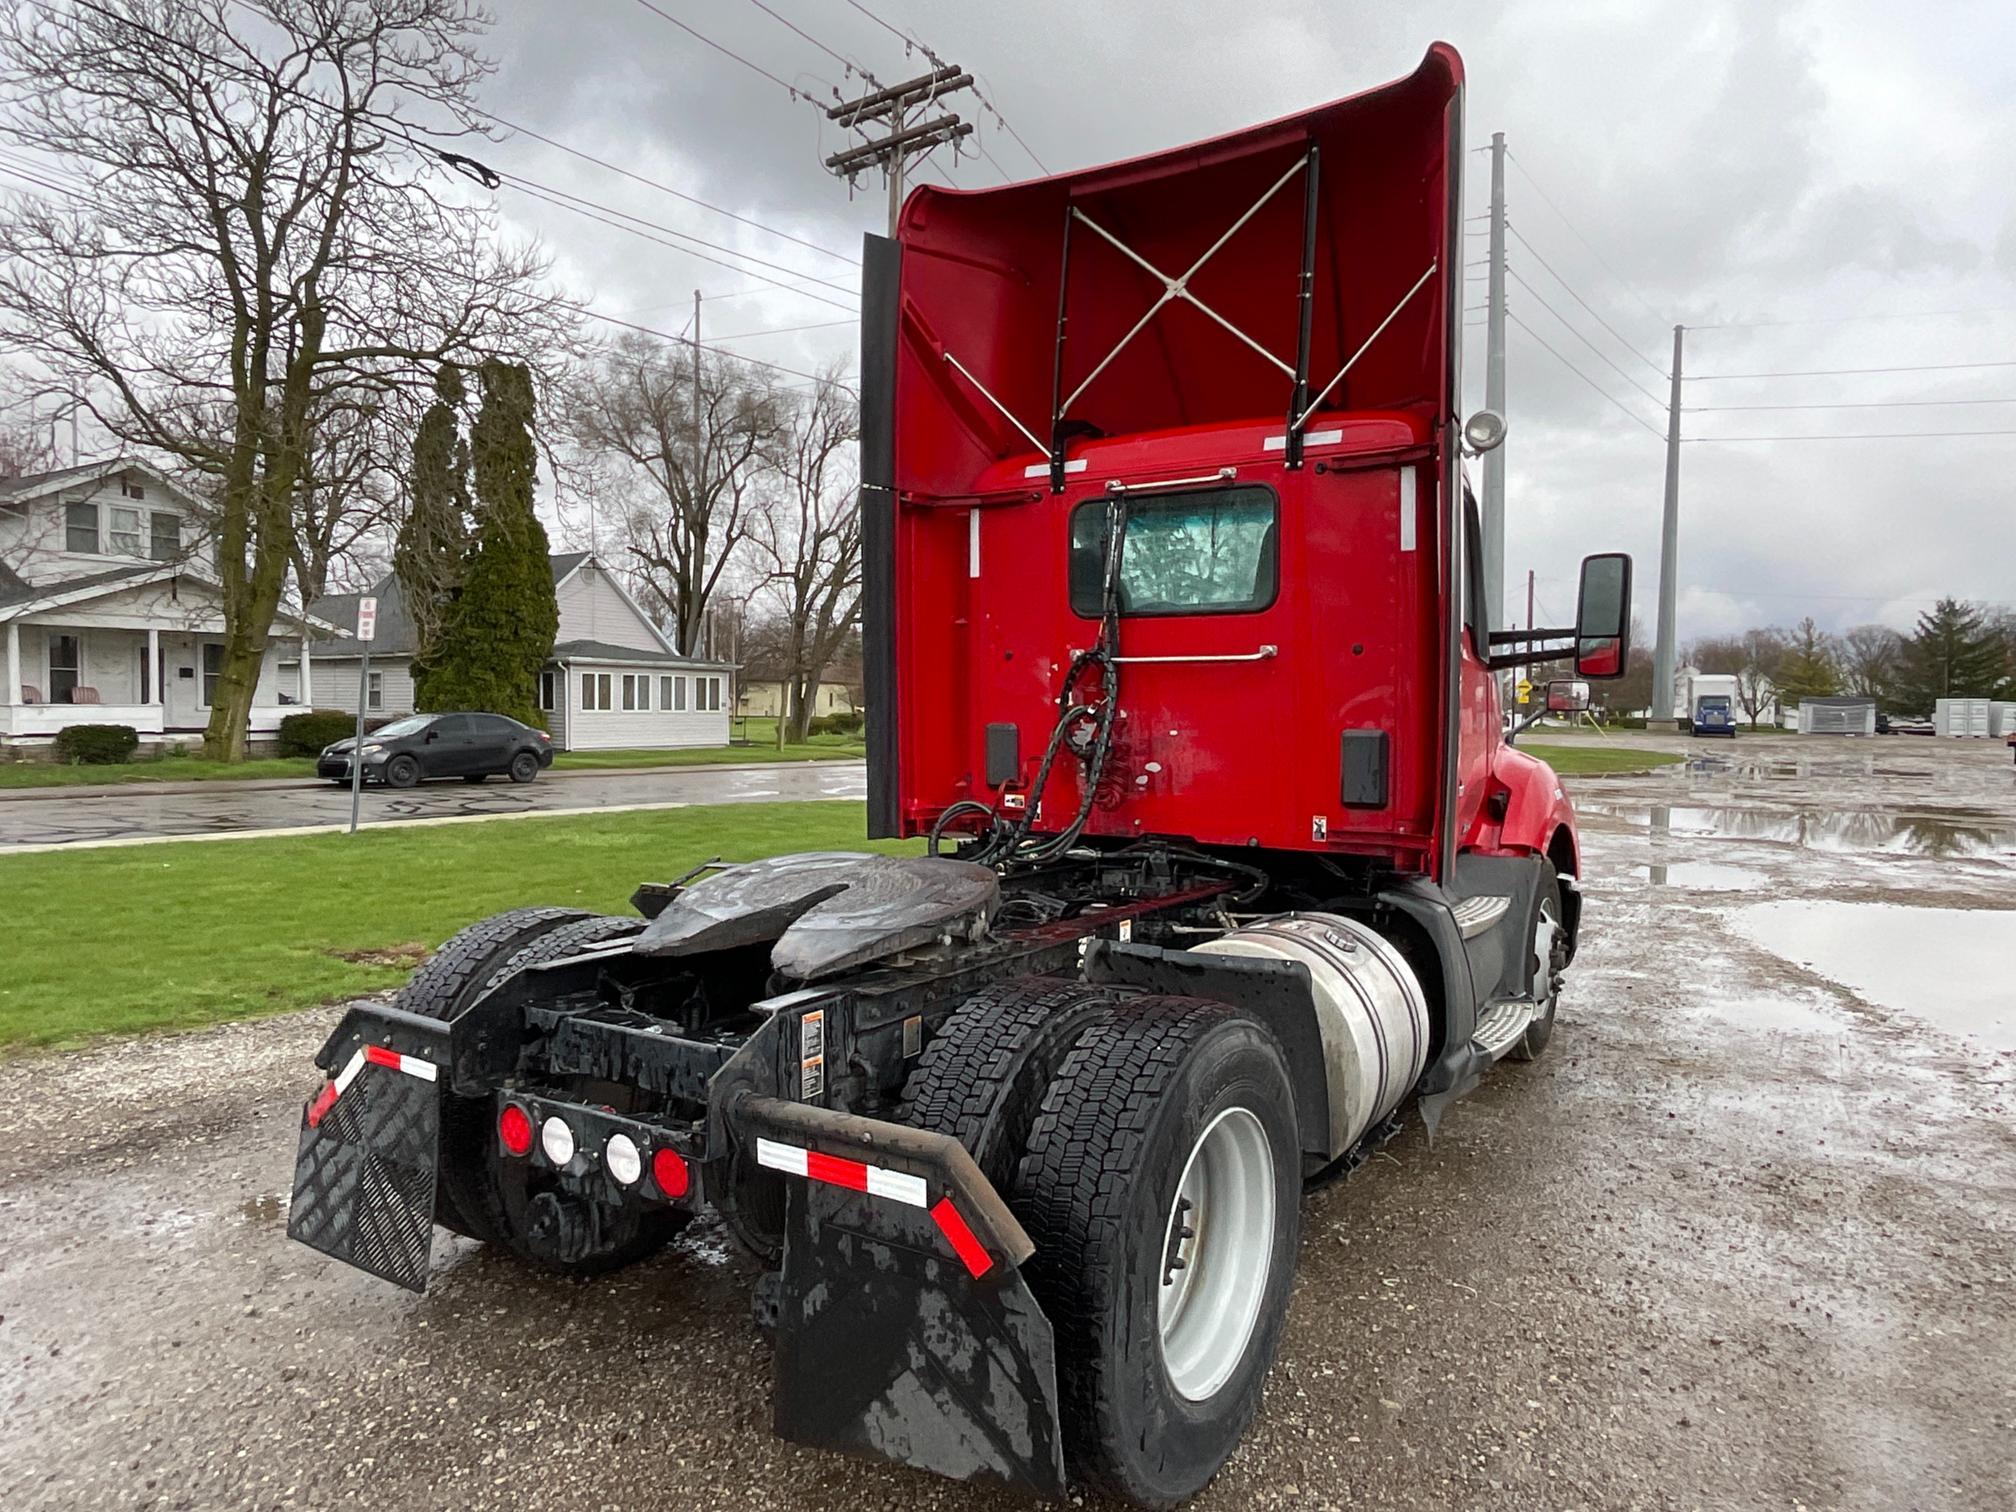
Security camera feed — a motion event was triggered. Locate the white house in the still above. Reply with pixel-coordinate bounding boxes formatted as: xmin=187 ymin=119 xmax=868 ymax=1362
xmin=306 ymin=552 xmax=735 ymax=752
xmin=0 ymin=459 xmax=329 ymax=749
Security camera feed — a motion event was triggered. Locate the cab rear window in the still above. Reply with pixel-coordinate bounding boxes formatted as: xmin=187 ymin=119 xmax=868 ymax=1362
xmin=1068 ymin=486 xmax=1278 ymax=617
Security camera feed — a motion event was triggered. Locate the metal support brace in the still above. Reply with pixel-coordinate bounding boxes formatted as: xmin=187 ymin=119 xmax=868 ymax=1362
xmin=1286 ymin=143 xmax=1321 ymax=470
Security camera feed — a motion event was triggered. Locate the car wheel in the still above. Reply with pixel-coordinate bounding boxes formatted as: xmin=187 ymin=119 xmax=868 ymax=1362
xmin=382 ymin=753 xmax=420 ymax=788
xmin=508 ymin=750 xmax=540 ymax=784
xmin=1507 ymin=864 xmax=1567 ymax=1062
xmin=462 ymin=773 xmax=489 ymax=784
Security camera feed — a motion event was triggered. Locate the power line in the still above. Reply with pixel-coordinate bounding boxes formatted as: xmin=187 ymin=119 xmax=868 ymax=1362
xmin=1506 ymin=266 xmax=1667 ymax=407
xmin=582 ymin=307 xmax=857 ymax=392
xmin=837 ymin=1 xmax=1047 ymax=173
xmin=709 ymin=318 xmax=857 ymax=340
xmin=1505 ymin=223 xmax=1668 ymax=380
xmin=1686 ymin=428 xmax=2016 ymax=443
xmin=1690 ymin=306 xmax=2016 ymax=330
xmin=1507 ymin=312 xmax=1666 ymax=439
xmin=630 ymin=0 xmax=825 ymax=106
xmin=741 ymin=0 xmax=880 ymax=87
xmin=1687 ymin=396 xmax=2016 ymax=412
xmin=1684 ymin=358 xmax=2016 ymax=381
xmin=1503 ymin=148 xmax=1670 ymax=329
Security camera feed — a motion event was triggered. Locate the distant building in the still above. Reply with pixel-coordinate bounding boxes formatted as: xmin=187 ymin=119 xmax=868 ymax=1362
xmin=307 ymin=552 xmax=735 ymax=751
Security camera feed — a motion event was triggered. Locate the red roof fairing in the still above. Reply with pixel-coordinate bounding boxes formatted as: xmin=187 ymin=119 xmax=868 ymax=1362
xmin=892 ymin=45 xmax=1464 ymax=500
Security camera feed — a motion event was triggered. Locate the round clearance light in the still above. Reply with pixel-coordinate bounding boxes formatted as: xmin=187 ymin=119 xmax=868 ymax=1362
xmin=540 ymin=1115 xmax=577 ymax=1167
xmin=498 ymin=1103 xmax=534 ymax=1157
xmin=652 ymin=1147 xmax=690 ymax=1200
xmin=604 ymin=1133 xmax=643 ymax=1187
xmin=1463 ymin=407 xmax=1508 ymax=454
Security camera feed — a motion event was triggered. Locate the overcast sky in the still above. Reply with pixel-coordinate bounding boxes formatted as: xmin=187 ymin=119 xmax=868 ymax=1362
xmin=479 ymin=1 xmax=2008 ymax=638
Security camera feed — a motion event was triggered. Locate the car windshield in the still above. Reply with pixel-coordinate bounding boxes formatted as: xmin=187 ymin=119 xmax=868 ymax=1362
xmin=370 ymin=715 xmax=435 ymax=739
xmin=1699 ymin=696 xmax=1731 ymax=711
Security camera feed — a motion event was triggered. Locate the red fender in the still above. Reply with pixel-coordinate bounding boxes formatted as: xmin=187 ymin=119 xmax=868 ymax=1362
xmin=1465 ymin=743 xmax=1578 ymax=872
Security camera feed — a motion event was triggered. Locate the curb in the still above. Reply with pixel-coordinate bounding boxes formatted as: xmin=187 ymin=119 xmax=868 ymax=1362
xmin=0 ymin=756 xmax=866 ymax=803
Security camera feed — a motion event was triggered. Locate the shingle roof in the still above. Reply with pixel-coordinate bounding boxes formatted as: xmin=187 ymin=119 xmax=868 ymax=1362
xmin=0 ymin=456 xmax=192 ymax=505
xmin=549 ymin=550 xmax=591 ymax=584
xmin=552 ymin=638 xmax=731 ymax=668
xmin=0 ymin=561 xmax=161 ymax=612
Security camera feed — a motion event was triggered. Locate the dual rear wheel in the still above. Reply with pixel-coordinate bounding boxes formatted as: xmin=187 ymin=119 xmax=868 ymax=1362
xmin=900 ymin=981 xmax=1301 ymax=1507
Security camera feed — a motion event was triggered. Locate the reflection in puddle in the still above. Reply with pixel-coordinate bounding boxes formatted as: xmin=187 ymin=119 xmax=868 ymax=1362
xmin=1631 ymin=861 xmax=1765 ymax=890
xmin=238 ymin=1194 xmax=286 ymax=1225
xmin=1584 ymin=802 xmax=2016 ymax=859
xmin=1731 ymin=902 xmax=2016 ymax=1052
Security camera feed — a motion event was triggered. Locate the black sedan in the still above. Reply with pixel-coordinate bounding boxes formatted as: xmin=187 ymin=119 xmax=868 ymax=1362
xmin=317 ymin=712 xmax=555 ymax=788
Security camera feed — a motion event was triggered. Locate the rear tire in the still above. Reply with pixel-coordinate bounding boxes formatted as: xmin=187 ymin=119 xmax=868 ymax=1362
xmin=1014 ymin=997 xmax=1300 ymax=1507
xmin=897 ymin=976 xmax=1123 ymax=1189
xmin=509 ymin=750 xmax=540 ymax=783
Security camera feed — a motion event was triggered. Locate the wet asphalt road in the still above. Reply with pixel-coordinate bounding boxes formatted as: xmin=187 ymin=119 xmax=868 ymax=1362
xmin=1 ymin=734 xmax=2013 ymax=1510
xmin=0 ymin=761 xmax=867 ymax=850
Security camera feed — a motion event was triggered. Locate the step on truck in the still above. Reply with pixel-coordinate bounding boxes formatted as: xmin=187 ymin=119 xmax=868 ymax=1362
xmin=288 ymin=43 xmax=1631 ymax=1507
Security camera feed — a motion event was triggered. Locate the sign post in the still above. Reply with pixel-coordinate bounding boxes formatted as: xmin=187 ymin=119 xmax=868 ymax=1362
xmin=348 ymin=596 xmax=377 ymax=836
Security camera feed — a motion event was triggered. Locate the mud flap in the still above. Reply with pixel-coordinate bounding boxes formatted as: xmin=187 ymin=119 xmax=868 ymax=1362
xmin=744 ymin=1097 xmax=1068 ymax=1498
xmin=286 ymin=1054 xmax=442 ymax=1293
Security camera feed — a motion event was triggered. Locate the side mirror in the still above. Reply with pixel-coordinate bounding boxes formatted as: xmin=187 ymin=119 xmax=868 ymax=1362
xmin=423 ymin=729 xmax=439 ymax=743
xmin=1574 ymin=552 xmax=1632 ymax=679
xmin=1546 ymin=679 xmax=1592 ymax=713
xmin=1463 ymin=409 xmax=1507 ymax=455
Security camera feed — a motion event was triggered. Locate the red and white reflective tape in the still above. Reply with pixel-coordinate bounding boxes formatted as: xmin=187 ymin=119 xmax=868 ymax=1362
xmin=307 ymin=1043 xmax=438 ymax=1128
xmin=754 ymin=1136 xmax=994 ymax=1278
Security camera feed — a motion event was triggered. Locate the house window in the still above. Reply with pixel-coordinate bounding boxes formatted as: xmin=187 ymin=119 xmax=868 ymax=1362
xmin=122 ymin=478 xmax=146 ymax=500
xmin=201 ymin=643 xmax=223 ymax=708
xmin=65 ymin=501 xmax=97 ymax=553
xmin=538 ymin=670 xmax=557 ymax=713
xmin=705 ymin=676 xmax=724 ymax=712
xmin=622 ymin=673 xmax=650 ymax=711
xmin=671 ymin=675 xmax=687 ymax=711
xmin=150 ymin=513 xmax=181 ymax=561
xmin=110 ymin=506 xmax=143 ymax=556
xmin=48 ymin=633 xmax=81 ymax=703
xmin=659 ymin=675 xmax=675 ymax=709
xmin=367 ymin=671 xmax=383 ymax=711
xmin=581 ymin=672 xmax=612 ymax=711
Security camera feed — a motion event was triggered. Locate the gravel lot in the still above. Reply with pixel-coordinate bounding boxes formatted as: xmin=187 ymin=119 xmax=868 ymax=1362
xmin=1 ymin=733 xmax=2011 ymax=1510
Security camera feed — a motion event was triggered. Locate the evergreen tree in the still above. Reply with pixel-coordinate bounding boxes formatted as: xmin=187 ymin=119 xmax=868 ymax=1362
xmin=1772 ymin=616 xmax=1840 ymax=707
xmin=396 ymin=364 xmax=471 ymax=687
xmin=416 ymin=361 xmax=558 ymax=723
xmin=1889 ymin=598 xmax=2010 ymax=715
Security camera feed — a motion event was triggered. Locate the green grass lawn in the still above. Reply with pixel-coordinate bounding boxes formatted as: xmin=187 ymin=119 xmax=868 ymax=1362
xmin=0 ymin=725 xmax=864 ymax=789
xmin=0 ymin=801 xmax=913 ymax=1050
xmin=1521 ymin=742 xmax=1685 ymax=776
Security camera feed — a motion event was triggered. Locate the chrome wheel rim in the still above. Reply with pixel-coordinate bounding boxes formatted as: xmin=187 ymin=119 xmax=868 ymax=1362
xmin=1532 ymin=896 xmax=1564 ymax=1009
xmin=1157 ymin=1105 xmax=1276 ymax=1402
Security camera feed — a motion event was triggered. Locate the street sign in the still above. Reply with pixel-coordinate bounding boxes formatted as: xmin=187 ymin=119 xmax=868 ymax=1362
xmin=349 ymin=597 xmax=378 ymax=835
xmin=1516 ymin=677 xmax=1532 ymax=705
xmin=356 ymin=596 xmax=378 ymax=644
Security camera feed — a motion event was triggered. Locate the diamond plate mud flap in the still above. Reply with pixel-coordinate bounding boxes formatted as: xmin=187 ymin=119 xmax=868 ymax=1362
xmin=739 ymin=1096 xmax=1067 ymax=1499
xmin=287 ymin=1041 xmax=444 ymax=1293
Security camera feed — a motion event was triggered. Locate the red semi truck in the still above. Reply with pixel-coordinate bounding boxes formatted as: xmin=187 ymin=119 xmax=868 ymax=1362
xmin=289 ymin=43 xmax=1629 ymax=1507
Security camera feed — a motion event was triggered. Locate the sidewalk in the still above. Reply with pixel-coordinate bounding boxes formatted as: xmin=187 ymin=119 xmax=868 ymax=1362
xmin=0 ymin=756 xmax=865 ymax=803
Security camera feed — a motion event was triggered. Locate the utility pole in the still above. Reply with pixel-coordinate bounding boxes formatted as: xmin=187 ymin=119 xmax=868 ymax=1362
xmin=1481 ymin=130 xmax=1508 ymax=633
xmin=825 ymin=64 xmax=975 ymax=238
xmin=689 ymin=286 xmax=702 ymax=658
xmin=1650 ymin=324 xmax=1685 ymax=721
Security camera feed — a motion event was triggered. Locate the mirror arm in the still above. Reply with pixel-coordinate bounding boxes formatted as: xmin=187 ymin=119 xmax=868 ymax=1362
xmin=1486 ymin=640 xmax=1577 ymax=672
xmin=1487 ymin=626 xmax=1576 ymax=648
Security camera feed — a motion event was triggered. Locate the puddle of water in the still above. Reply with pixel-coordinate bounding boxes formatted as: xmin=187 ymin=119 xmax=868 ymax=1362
xmin=1731 ymin=902 xmax=2016 ymax=1052
xmin=238 ymin=1193 xmax=286 ymax=1225
xmin=1582 ymin=802 xmax=2016 ymax=859
xmin=1630 ymin=861 xmax=1766 ymax=890
xmin=1711 ymin=994 xmax=1844 ymax=1036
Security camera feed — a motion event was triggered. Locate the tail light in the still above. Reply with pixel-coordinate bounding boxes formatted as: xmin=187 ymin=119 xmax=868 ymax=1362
xmin=540 ymin=1115 xmax=577 ymax=1166
xmin=498 ymin=1103 xmax=534 ymax=1156
xmin=604 ymin=1133 xmax=643 ymax=1186
xmin=652 ymin=1147 xmax=690 ymax=1199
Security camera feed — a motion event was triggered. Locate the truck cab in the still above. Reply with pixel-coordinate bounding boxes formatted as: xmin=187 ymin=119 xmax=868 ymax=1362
xmin=1693 ymin=692 xmax=1736 ymax=736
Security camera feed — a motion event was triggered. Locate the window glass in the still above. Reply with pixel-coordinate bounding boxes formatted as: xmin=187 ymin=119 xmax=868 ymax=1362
xmin=65 ymin=502 xmax=97 ymax=553
xmin=1068 ymin=487 xmax=1277 ymax=617
xmin=201 ymin=643 xmax=223 ymax=707
xmin=373 ymin=713 xmax=435 ymax=738
xmin=110 ymin=506 xmax=143 ymax=555
xmin=1461 ymin=488 xmax=1486 ymax=651
xmin=538 ymin=670 xmax=556 ymax=712
xmin=659 ymin=675 xmax=675 ymax=708
xmin=121 ymin=478 xmax=145 ymax=500
xmin=367 ymin=672 xmax=383 ymax=711
xmin=48 ymin=633 xmax=81 ymax=703
xmin=672 ymin=675 xmax=687 ymax=711
xmin=150 ymin=513 xmax=181 ymax=561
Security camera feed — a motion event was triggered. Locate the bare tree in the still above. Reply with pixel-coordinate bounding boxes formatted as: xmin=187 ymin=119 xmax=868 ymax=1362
xmin=568 ymin=331 xmax=785 ymax=656
xmin=750 ymin=375 xmax=861 ymax=741
xmin=1839 ymin=623 xmax=1904 ymax=699
xmin=291 ymin=381 xmax=404 ymax=605
xmin=0 ymin=0 xmax=570 ymax=757
xmin=1735 ymin=627 xmax=1788 ymax=724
